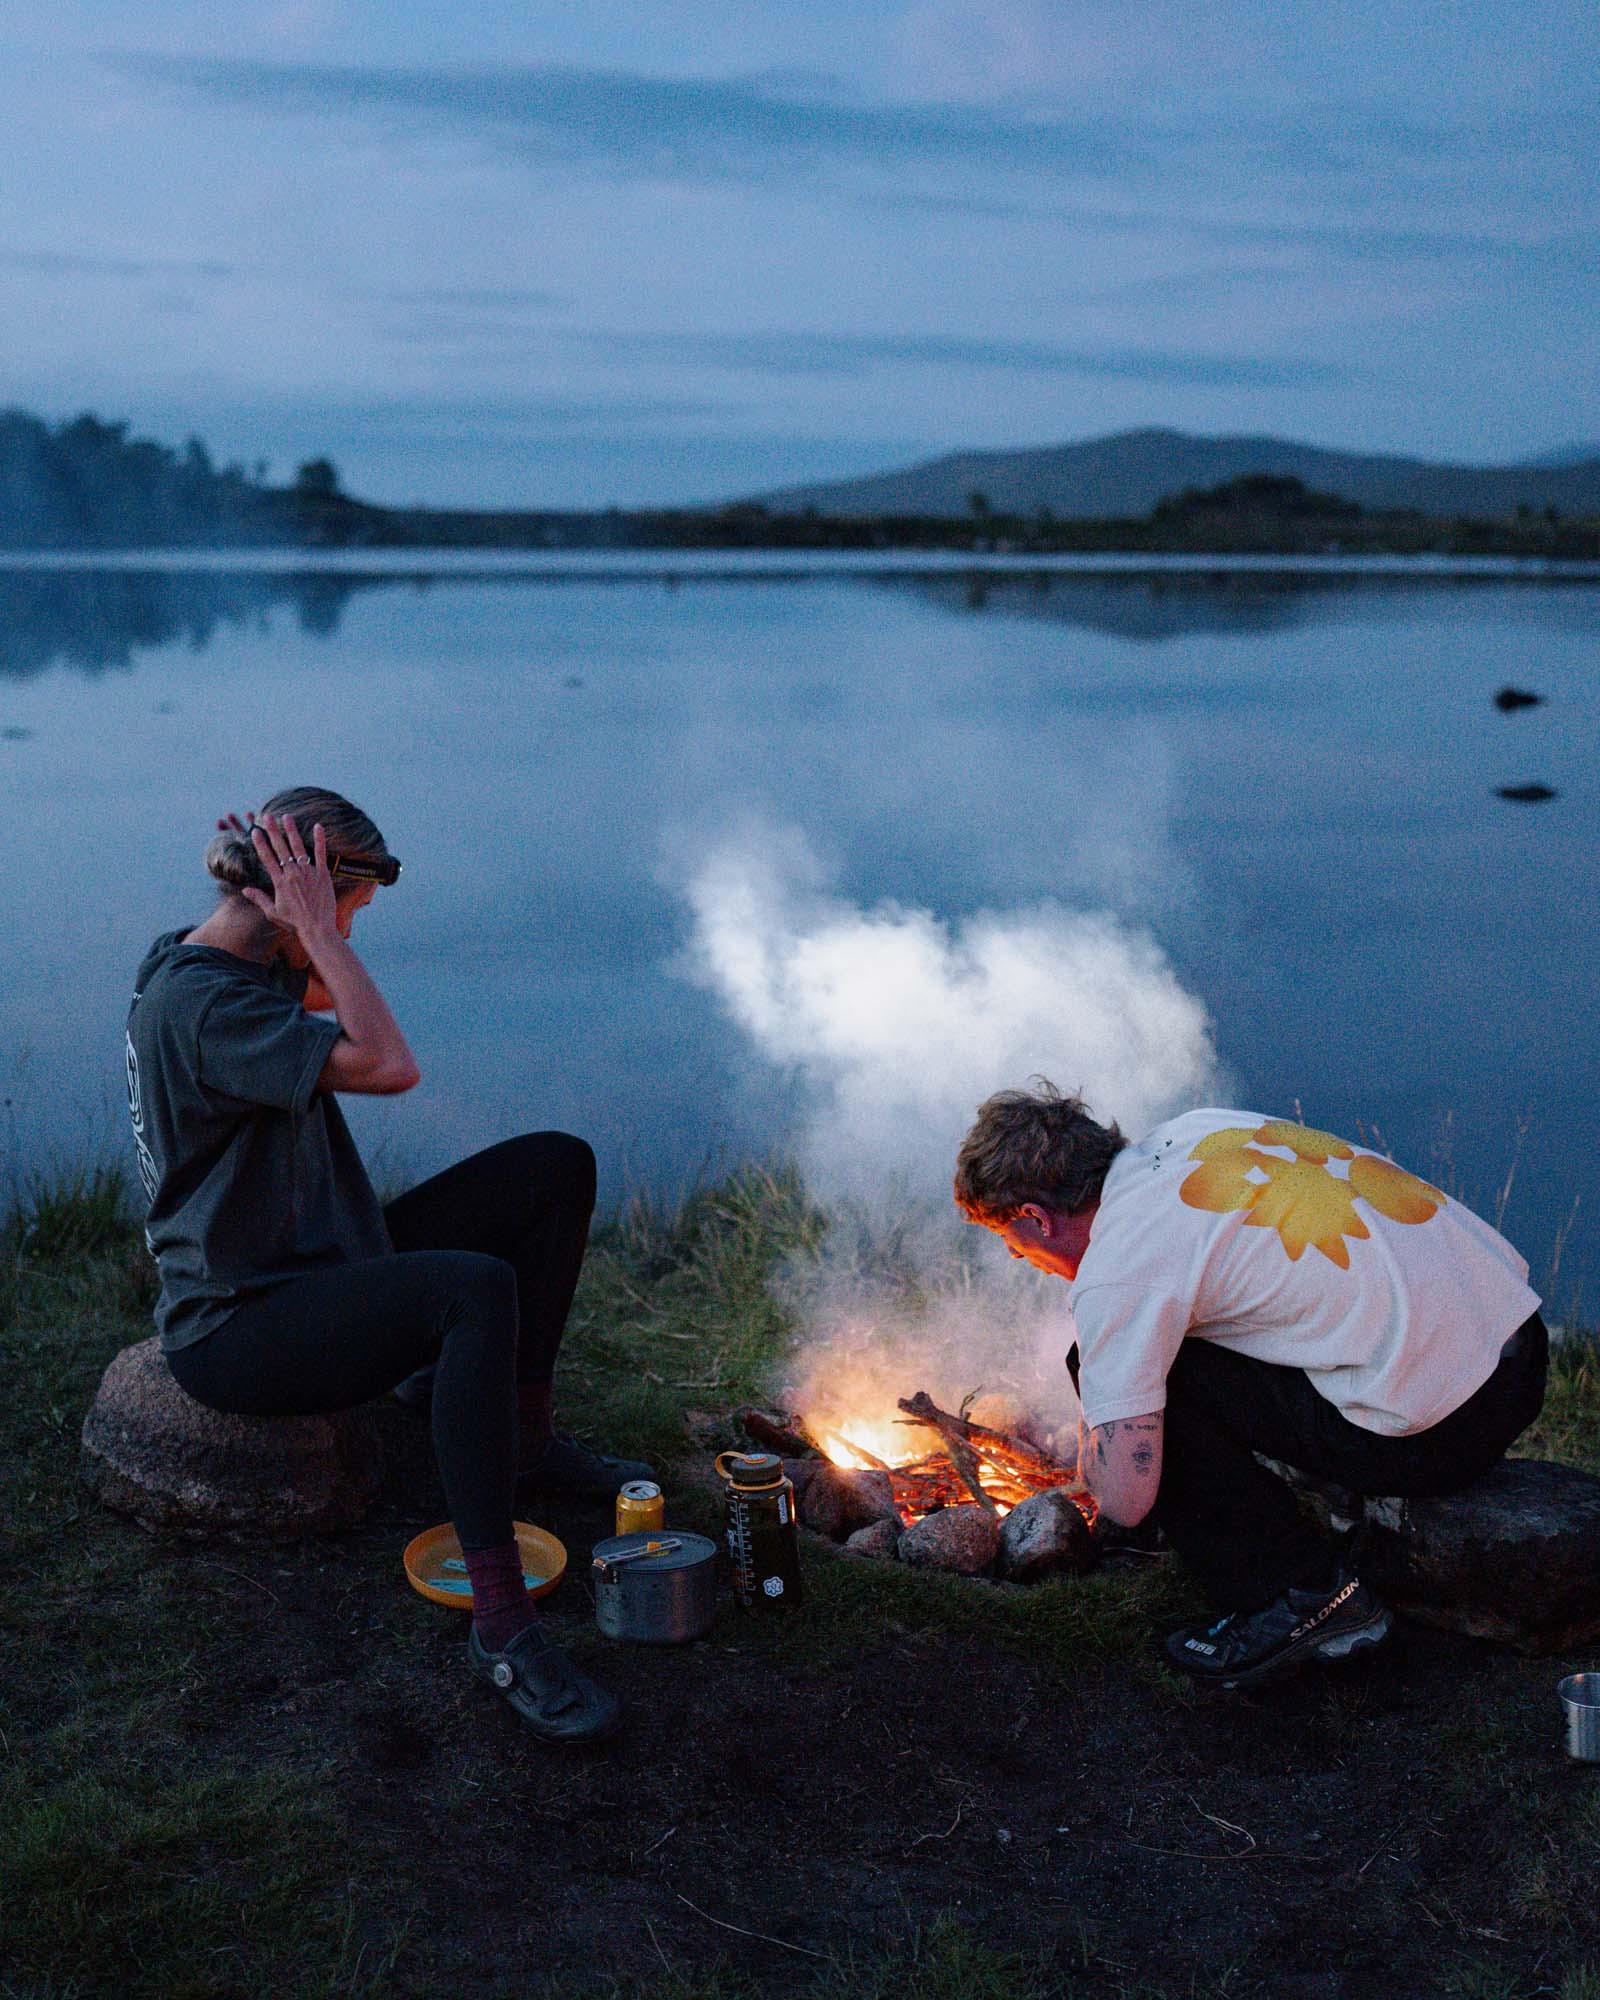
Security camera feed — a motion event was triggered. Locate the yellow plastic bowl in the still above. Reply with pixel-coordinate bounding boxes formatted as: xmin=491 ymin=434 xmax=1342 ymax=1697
xmin=403 ymin=1520 xmax=567 ymax=1610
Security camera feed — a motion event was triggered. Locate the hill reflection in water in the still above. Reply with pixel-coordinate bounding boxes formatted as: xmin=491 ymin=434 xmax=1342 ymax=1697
xmin=9 ymin=560 xmax=1580 ymax=681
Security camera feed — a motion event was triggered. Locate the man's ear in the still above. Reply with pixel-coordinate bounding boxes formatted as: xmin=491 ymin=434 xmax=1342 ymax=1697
xmin=1018 ymin=1203 xmax=1053 ymax=1236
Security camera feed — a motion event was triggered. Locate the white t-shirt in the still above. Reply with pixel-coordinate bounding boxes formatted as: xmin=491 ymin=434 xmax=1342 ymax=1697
xmin=1069 ymin=1108 xmax=1540 ymax=1437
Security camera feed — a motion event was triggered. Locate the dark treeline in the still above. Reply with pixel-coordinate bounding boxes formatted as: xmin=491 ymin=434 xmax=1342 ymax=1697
xmin=0 ymin=410 xmax=283 ymax=547
xmin=3 ymin=409 xmax=1598 ymax=558
xmin=639 ymin=472 xmax=1600 ymax=560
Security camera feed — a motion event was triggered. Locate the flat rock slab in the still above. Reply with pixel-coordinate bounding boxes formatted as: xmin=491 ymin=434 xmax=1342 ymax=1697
xmin=81 ymin=1337 xmax=383 ymax=1541
xmin=1268 ymin=1455 xmax=1600 ymax=1655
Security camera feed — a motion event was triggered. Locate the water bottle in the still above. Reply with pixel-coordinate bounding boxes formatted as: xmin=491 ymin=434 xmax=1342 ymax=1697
xmin=714 ymin=1451 xmax=804 ymax=1610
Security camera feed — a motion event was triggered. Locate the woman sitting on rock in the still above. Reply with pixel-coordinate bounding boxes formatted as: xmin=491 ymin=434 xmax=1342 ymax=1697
xmin=125 ymin=785 xmax=648 ymax=1744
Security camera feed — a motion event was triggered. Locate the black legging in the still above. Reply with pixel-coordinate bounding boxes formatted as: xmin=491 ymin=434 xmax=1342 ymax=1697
xmin=166 ymin=1132 xmax=595 ymax=1551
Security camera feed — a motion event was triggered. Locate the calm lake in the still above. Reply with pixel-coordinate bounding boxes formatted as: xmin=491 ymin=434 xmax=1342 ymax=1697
xmin=1 ymin=552 xmax=1595 ymax=1306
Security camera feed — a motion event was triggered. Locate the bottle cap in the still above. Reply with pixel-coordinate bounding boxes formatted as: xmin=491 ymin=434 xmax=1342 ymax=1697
xmin=723 ymin=1451 xmax=784 ymax=1490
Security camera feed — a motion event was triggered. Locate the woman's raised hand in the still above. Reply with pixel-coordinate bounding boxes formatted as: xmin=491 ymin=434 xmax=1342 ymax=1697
xmin=242 ymin=813 xmax=339 ymax=941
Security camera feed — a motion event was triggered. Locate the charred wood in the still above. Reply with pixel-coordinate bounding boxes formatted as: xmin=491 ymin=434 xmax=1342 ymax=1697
xmin=739 ymin=1407 xmax=823 ymax=1458
xmin=894 ymin=1394 xmax=997 ymax=1515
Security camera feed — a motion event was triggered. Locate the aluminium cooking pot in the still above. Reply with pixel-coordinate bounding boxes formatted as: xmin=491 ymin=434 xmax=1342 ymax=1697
xmin=591 ymin=1530 xmax=719 ymax=1643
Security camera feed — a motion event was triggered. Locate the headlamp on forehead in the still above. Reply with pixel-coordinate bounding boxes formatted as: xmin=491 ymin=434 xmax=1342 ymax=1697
xmin=329 ymin=853 xmax=402 ymax=887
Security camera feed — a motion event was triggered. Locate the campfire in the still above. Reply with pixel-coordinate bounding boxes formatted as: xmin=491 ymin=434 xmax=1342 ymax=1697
xmin=738 ymin=1392 xmax=1099 ymax=1583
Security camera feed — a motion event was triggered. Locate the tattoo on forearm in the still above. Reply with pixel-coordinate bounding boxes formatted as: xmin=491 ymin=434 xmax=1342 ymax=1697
xmin=1087 ymin=1418 xmax=1162 ymax=1483
xmin=1129 ymin=1417 xmax=1158 ymax=1477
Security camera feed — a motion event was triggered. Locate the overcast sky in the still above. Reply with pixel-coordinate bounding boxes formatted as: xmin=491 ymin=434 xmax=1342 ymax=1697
xmin=4 ymin=2 xmax=1596 ymax=506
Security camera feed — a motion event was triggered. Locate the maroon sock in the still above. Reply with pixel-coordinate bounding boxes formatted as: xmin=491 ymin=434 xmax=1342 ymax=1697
xmin=463 ymin=1541 xmax=538 ymax=1653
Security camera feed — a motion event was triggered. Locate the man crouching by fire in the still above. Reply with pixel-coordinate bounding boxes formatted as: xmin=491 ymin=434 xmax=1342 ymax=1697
xmin=954 ymin=1083 xmax=1547 ymax=1689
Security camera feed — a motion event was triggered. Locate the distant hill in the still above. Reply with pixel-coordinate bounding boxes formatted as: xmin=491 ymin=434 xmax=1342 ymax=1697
xmin=751 ymin=428 xmax=1600 ymax=521
xmin=4 ymin=407 xmax=1597 ymax=555
xmin=1530 ymin=443 xmax=1600 ymax=469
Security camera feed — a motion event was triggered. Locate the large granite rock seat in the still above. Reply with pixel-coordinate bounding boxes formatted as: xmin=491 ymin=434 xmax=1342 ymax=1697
xmin=1264 ymin=1454 xmax=1600 ymax=1655
xmin=81 ymin=1336 xmax=383 ymax=1540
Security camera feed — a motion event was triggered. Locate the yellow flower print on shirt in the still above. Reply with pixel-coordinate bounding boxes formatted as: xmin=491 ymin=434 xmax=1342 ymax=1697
xmin=1179 ymin=1121 xmax=1445 ymax=1269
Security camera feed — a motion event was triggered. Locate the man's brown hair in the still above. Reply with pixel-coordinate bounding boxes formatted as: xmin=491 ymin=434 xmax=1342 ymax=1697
xmin=954 ymin=1079 xmax=1127 ymax=1224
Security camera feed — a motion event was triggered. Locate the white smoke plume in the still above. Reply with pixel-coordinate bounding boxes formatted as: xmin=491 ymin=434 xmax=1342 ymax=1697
xmin=677 ymin=825 xmax=1220 ymax=1448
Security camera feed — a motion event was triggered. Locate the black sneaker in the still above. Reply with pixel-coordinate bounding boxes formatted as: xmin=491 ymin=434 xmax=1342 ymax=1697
xmin=516 ymin=1431 xmax=656 ymax=1500
xmin=1165 ymin=1568 xmax=1392 ymax=1690
xmin=467 ymin=1623 xmax=621 ymax=1745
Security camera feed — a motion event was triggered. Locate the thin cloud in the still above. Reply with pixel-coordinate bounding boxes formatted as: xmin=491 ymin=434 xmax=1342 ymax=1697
xmin=573 ymin=328 xmax=1354 ymax=390
xmin=108 ymin=54 xmax=1157 ymax=181
xmin=379 ymin=285 xmax=565 ymax=310
xmin=0 ymin=247 xmax=233 ymax=279
xmin=104 ymin=53 xmax=1589 ymax=247
xmin=292 ymin=392 xmax=734 ymax=433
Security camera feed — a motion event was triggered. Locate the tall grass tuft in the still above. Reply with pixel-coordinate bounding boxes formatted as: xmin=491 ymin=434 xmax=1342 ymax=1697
xmin=5 ymin=1161 xmax=136 ymax=1261
xmin=1519 ymin=1330 xmax=1600 ymax=1476
xmin=564 ymin=1162 xmax=828 ymax=1468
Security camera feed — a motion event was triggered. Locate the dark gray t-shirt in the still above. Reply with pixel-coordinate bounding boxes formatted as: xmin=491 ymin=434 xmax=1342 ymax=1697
xmin=125 ymin=929 xmax=393 ymax=1351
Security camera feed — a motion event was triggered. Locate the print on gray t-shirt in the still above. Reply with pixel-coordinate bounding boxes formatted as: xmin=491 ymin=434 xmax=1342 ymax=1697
xmin=126 ymin=930 xmax=392 ymax=1351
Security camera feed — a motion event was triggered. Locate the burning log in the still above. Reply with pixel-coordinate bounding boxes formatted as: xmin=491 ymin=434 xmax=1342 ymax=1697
xmin=896 ymin=1393 xmax=1033 ymax=1519
xmin=905 ymin=1411 xmax=995 ymax=1516
xmin=897 ymin=1391 xmax=1077 ymax=1486
xmin=741 ymin=1386 xmax=1095 ymax=1550
xmin=896 ymin=1391 xmax=1095 ymax=1527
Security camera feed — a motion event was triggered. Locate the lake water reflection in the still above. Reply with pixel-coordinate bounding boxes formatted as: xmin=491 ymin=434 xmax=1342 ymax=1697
xmin=1 ymin=555 xmax=1595 ymax=1305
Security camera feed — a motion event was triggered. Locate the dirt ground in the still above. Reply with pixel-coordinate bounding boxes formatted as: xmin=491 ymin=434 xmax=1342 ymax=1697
xmin=163 ymin=1402 xmax=1600 ymax=2000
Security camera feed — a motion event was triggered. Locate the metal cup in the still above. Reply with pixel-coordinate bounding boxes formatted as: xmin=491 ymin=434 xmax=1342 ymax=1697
xmin=1557 ymin=1673 xmax=1600 ymax=1761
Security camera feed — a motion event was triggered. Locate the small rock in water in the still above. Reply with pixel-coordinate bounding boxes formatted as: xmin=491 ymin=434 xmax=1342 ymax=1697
xmin=898 ymin=1504 xmax=1002 ymax=1576
xmin=843 ymin=1518 xmax=901 ymax=1561
xmin=996 ymin=1488 xmax=1095 ymax=1582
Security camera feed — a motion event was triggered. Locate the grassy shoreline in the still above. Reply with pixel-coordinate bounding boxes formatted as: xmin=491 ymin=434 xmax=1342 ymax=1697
xmin=6 ymin=1166 xmax=1600 ymax=2000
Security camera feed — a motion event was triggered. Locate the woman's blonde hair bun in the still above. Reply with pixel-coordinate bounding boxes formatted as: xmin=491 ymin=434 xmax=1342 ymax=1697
xmin=204 ymin=786 xmax=391 ymax=897
xmin=204 ymin=829 xmax=271 ymax=892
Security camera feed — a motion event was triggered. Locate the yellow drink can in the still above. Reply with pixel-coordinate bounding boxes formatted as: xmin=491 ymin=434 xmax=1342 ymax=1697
xmin=616 ymin=1480 xmax=665 ymax=1537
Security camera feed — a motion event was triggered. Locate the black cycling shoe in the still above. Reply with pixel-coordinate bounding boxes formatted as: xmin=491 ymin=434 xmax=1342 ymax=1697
xmin=467 ymin=1622 xmax=621 ymax=1744
xmin=516 ymin=1431 xmax=656 ymax=1500
xmin=1165 ymin=1568 xmax=1392 ymax=1690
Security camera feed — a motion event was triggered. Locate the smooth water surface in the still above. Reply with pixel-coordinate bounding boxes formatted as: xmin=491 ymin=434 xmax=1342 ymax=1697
xmin=1 ymin=556 xmax=1594 ymax=1301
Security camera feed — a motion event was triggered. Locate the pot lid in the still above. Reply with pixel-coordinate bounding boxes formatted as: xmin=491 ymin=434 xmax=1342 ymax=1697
xmin=592 ymin=1530 xmax=717 ymax=1575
